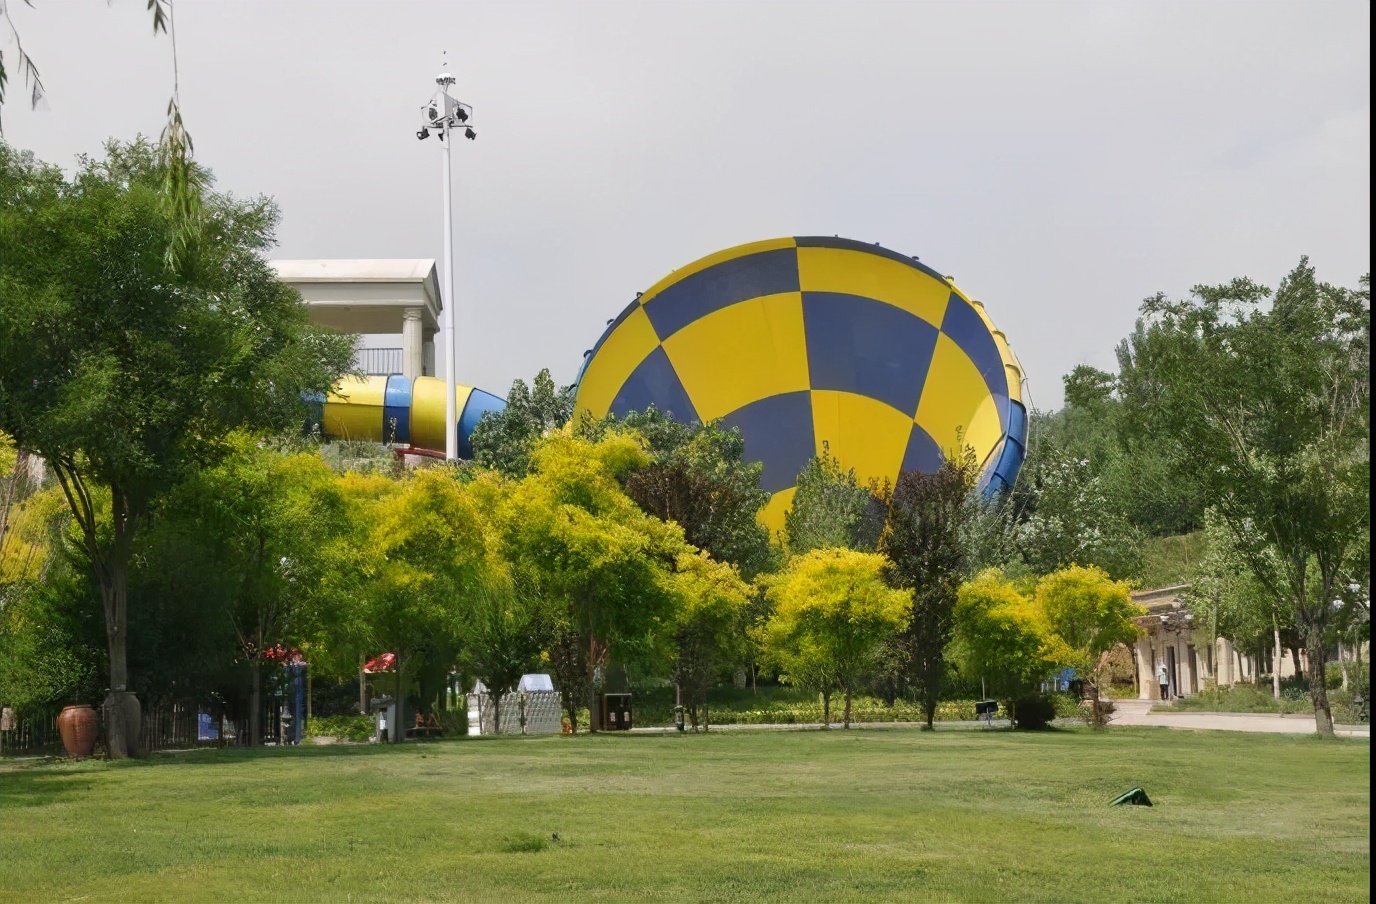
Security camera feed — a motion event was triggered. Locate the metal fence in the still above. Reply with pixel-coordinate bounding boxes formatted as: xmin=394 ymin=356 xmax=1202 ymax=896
xmin=1 ymin=699 xmax=293 ymax=757
xmin=354 ymin=347 xmax=403 ymax=376
xmin=0 ymin=708 xmax=62 ymax=757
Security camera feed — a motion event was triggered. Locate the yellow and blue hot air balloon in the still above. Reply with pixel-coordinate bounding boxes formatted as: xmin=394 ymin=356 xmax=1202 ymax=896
xmin=572 ymin=236 xmax=1028 ymax=531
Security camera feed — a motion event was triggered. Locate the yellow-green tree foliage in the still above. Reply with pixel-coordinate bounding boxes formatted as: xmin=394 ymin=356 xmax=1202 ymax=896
xmin=666 ymin=550 xmax=751 ymax=730
xmin=952 ymin=566 xmax=1142 ymax=706
xmin=950 ymin=569 xmax=1060 ymax=703
xmin=492 ymin=431 xmax=690 ymax=731
xmin=764 ymin=547 xmax=910 ymax=728
xmin=1034 ymin=565 xmax=1142 ymax=681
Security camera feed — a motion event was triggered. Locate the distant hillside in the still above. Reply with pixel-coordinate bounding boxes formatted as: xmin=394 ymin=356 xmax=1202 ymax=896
xmin=1139 ymin=530 xmax=1207 ymax=589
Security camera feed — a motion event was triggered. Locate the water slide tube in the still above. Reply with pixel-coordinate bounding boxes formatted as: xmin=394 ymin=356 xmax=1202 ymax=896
xmin=305 ymin=375 xmax=507 ymax=458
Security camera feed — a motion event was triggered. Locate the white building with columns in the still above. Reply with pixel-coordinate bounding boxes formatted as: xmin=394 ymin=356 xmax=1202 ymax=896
xmin=270 ymin=259 xmax=442 ymax=379
xmin=1128 ymin=584 xmax=1308 ymax=701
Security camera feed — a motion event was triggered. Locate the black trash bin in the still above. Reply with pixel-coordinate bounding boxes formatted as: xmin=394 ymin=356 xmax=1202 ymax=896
xmin=600 ymin=693 xmax=632 ymax=731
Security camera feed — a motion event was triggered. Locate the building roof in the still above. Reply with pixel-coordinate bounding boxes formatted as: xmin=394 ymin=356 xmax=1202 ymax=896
xmin=270 ymin=259 xmax=439 ymax=285
xmin=271 ymin=259 xmax=442 ymax=333
xmin=1132 ymin=584 xmax=1194 ymax=630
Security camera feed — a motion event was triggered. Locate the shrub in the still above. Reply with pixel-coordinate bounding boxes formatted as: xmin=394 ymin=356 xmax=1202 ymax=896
xmin=1175 ymin=684 xmax=1312 ymax=715
xmin=305 ymin=714 xmax=373 ymax=742
xmin=1011 ymin=695 xmax=1057 ymax=729
xmin=1329 ymin=689 xmax=1369 ymax=725
xmin=435 ymin=708 xmax=467 ymax=736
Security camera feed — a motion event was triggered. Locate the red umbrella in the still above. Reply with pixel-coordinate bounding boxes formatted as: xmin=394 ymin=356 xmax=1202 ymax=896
xmin=363 ymin=652 xmax=396 ymax=674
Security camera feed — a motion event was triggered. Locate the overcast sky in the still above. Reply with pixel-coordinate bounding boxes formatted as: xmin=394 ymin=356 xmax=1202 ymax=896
xmin=4 ymin=1 xmax=1369 ymax=409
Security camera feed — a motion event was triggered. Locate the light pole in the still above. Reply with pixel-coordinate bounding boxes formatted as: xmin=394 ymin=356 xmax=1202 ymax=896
xmin=416 ymin=63 xmax=476 ymax=461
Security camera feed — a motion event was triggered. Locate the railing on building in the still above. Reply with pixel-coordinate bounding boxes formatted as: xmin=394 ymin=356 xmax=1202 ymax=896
xmin=355 ymin=347 xmax=403 ymax=376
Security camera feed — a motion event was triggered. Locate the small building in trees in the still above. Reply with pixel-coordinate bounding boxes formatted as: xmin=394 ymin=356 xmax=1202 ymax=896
xmin=1128 ymin=585 xmax=1308 ymax=701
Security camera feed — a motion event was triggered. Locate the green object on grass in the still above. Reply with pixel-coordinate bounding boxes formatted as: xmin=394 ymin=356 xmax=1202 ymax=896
xmin=1111 ymin=787 xmax=1153 ymax=806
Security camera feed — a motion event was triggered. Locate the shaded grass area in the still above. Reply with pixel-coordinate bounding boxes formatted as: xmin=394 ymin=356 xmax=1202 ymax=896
xmin=629 ymin=685 xmax=1086 ymax=726
xmin=0 ymin=727 xmax=1368 ymax=903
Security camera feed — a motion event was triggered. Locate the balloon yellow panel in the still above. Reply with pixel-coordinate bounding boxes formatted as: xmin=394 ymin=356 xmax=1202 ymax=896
xmin=573 ymin=236 xmax=1029 ymax=532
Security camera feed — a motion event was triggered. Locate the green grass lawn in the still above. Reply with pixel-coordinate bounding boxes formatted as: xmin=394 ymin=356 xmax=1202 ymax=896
xmin=1 ymin=726 xmax=1368 ymax=903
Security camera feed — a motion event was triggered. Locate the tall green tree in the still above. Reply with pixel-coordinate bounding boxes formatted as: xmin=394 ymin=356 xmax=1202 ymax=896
xmin=152 ymin=440 xmax=347 ymax=744
xmin=0 ymin=141 xmax=354 ymax=755
xmin=610 ymin=409 xmax=773 ymax=579
xmin=469 ymin=368 xmax=574 ymax=477
xmin=665 ymin=550 xmax=751 ymax=731
xmin=1185 ymin=509 xmax=1294 ymax=697
xmin=1014 ymin=449 xmax=1144 ymax=580
xmin=1134 ymin=260 xmax=1369 ymax=736
xmin=784 ymin=444 xmax=884 ymax=555
xmin=495 ymin=432 xmax=686 ymax=731
xmin=1034 ymin=565 xmax=1141 ymax=723
xmin=878 ymin=456 xmax=977 ymax=728
xmin=764 ymin=547 xmax=910 ymax=728
xmin=948 ymin=569 xmax=1060 ymax=726
xmin=357 ymin=468 xmax=493 ymax=740
xmin=457 ymin=576 xmax=543 ymax=734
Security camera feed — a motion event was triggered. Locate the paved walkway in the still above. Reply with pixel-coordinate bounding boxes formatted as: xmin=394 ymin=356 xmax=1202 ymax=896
xmin=1108 ymin=699 xmax=1369 ymax=737
xmin=627 ymin=702 xmax=1368 ymax=738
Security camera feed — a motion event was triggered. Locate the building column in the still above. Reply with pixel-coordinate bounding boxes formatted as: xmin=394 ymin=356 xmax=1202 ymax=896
xmin=1217 ymin=637 xmax=1234 ymax=686
xmin=1135 ymin=636 xmax=1156 ymax=701
xmin=402 ymin=307 xmax=424 ymax=380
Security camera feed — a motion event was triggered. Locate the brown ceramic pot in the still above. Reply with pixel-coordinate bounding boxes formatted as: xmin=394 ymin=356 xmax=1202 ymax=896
xmin=57 ymin=704 xmax=98 ymax=758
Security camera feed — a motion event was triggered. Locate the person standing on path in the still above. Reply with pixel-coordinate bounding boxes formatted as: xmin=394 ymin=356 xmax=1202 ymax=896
xmin=1156 ymin=661 xmax=1170 ymax=701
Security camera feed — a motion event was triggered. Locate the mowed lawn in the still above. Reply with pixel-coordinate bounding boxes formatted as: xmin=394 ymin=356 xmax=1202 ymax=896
xmin=0 ymin=726 xmax=1368 ymax=903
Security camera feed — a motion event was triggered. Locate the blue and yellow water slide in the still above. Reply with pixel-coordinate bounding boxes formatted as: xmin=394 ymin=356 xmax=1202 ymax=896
xmin=305 ymin=375 xmax=505 ymax=459
xmin=311 ymin=236 xmax=1028 ymax=526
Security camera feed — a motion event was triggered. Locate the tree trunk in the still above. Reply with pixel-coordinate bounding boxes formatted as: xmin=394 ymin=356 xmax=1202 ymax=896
xmin=359 ymin=656 xmax=368 ymax=714
xmin=490 ymin=691 xmax=502 ymax=734
xmin=822 ymin=690 xmax=831 ymax=729
xmin=393 ymin=655 xmax=405 ymax=743
xmin=1290 ymin=645 xmax=1305 ymax=681
xmin=1304 ymin=626 xmax=1334 ymax=737
xmin=1338 ymin=641 xmax=1350 ymax=690
xmin=843 ymin=689 xmax=852 ymax=729
xmin=1272 ymin=619 xmax=1282 ymax=700
xmin=99 ymin=555 xmax=141 ymax=758
xmin=586 ymin=635 xmax=599 ymax=734
xmin=250 ymin=660 xmax=263 ymax=746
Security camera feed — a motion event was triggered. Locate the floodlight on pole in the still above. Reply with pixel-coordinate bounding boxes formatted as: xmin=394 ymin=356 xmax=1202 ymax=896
xmin=417 ymin=56 xmax=476 ymax=461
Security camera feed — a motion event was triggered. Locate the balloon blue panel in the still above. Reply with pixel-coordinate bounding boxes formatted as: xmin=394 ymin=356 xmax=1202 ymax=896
xmin=642 ymin=248 xmax=800 ymax=340
xmin=720 ymin=391 xmax=816 ymax=494
xmin=384 ymin=375 xmax=413 ymax=445
xmin=940 ymin=295 xmax=1008 ymax=405
xmin=802 ymin=292 xmax=939 ymax=417
xmin=901 ymin=422 xmax=945 ymax=475
xmin=458 ymin=388 xmax=507 ymax=460
xmin=609 ymin=346 xmax=699 ymax=423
